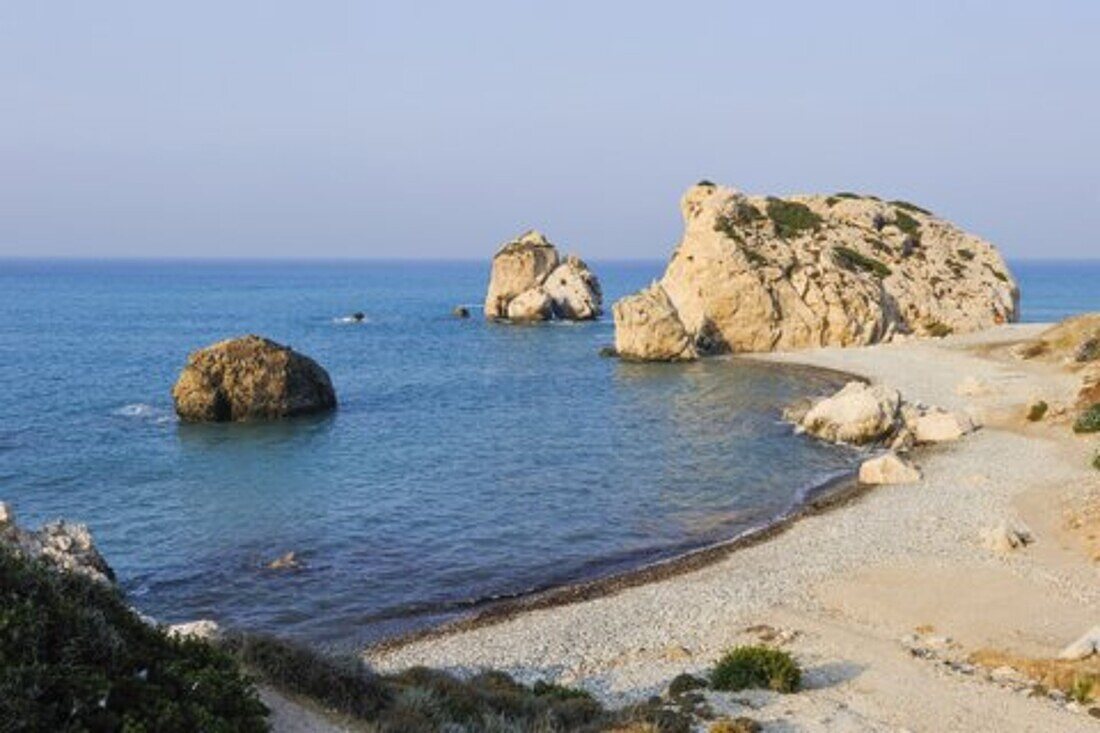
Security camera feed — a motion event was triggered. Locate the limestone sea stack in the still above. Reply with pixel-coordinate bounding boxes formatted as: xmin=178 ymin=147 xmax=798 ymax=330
xmin=172 ymin=335 xmax=337 ymax=422
xmin=613 ymin=182 xmax=1019 ymax=360
xmin=484 ymin=230 xmax=602 ymax=322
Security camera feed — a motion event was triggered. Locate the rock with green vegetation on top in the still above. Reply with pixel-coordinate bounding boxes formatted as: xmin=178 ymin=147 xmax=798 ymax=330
xmin=613 ymin=182 xmax=1019 ymax=359
xmin=172 ymin=335 xmax=336 ymax=422
xmin=484 ymin=230 xmax=602 ymax=322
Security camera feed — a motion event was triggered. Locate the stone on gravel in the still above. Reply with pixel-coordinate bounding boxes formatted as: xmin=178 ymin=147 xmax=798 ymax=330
xmin=859 ymin=453 xmax=922 ymax=485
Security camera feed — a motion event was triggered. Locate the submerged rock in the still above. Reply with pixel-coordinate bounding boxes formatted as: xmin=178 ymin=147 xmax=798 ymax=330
xmin=613 ymin=182 xmax=1019 ymax=359
xmin=612 ymin=282 xmax=698 ymax=361
xmin=0 ymin=503 xmax=114 ymax=584
xmin=452 ymin=306 xmax=471 ymax=318
xmin=484 ymin=231 xmax=602 ymax=322
xmin=172 ymin=335 xmax=337 ymax=422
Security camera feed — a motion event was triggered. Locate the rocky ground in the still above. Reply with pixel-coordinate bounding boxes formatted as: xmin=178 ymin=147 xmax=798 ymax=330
xmin=367 ymin=324 xmax=1100 ymax=732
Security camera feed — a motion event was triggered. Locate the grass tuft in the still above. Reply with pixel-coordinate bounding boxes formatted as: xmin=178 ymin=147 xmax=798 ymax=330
xmin=893 ymin=209 xmax=921 ymax=236
xmin=710 ymin=646 xmax=801 ymax=694
xmin=889 ymin=200 xmax=932 ymax=215
xmin=833 ymin=246 xmax=891 ymax=278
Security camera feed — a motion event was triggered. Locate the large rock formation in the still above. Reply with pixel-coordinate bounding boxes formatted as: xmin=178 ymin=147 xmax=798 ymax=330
xmin=614 ymin=183 xmax=1019 ymax=360
xmin=484 ymin=231 xmax=602 ymax=322
xmin=172 ymin=335 xmax=337 ymax=422
xmin=613 ymin=283 xmax=698 ymax=361
xmin=0 ymin=501 xmax=115 ymax=584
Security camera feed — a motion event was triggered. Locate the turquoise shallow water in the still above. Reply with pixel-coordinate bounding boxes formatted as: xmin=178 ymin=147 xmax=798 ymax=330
xmin=0 ymin=258 xmax=1095 ymax=649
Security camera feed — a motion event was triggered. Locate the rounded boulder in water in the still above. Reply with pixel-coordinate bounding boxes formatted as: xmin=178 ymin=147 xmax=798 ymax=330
xmin=171 ymin=335 xmax=337 ymax=422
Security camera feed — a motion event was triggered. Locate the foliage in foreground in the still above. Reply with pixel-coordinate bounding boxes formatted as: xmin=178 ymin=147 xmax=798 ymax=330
xmin=710 ymin=646 xmax=801 ymax=694
xmin=0 ymin=547 xmax=268 ymax=732
xmin=1074 ymin=404 xmax=1100 ymax=433
xmin=227 ymin=632 xmax=702 ymax=732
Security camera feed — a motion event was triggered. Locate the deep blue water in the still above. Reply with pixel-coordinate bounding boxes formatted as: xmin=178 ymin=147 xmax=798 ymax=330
xmin=0 ymin=258 xmax=1095 ymax=649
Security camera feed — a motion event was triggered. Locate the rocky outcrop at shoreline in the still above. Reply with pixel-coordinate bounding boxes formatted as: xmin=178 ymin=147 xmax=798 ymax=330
xmin=0 ymin=501 xmax=114 ymax=583
xmin=172 ymin=335 xmax=337 ymax=422
xmin=484 ymin=231 xmax=602 ymax=322
xmin=613 ymin=182 xmax=1019 ymax=360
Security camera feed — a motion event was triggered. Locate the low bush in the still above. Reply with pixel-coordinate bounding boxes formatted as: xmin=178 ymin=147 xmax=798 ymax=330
xmin=667 ymin=672 xmax=708 ymax=698
xmin=889 ymin=200 xmax=932 ymax=215
xmin=893 ymin=209 xmax=921 ymax=236
xmin=0 ymin=548 xmax=268 ymax=732
xmin=710 ymin=646 xmax=801 ymax=693
xmin=1026 ymin=401 xmax=1049 ymax=422
xmin=765 ymin=198 xmax=822 ymax=238
xmin=833 ymin=246 xmax=892 ymax=278
xmin=1074 ymin=404 xmax=1100 ymax=433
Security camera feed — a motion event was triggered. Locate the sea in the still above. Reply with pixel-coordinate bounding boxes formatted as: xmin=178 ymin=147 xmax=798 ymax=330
xmin=0 ymin=258 xmax=1096 ymax=650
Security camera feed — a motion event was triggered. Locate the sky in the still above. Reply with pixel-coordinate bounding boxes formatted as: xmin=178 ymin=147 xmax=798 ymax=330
xmin=1 ymin=1 xmax=1098 ymax=260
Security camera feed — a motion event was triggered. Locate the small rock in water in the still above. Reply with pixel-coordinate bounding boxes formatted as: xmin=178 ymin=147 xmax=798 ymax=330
xmin=352 ymin=312 xmax=366 ymax=322
xmin=597 ymin=346 xmax=618 ymax=358
xmin=267 ymin=551 xmax=301 ymax=570
xmin=452 ymin=306 xmax=470 ymax=318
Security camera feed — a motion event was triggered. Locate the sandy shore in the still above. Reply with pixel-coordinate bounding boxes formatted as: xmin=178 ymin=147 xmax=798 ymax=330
xmin=365 ymin=324 xmax=1100 ymax=731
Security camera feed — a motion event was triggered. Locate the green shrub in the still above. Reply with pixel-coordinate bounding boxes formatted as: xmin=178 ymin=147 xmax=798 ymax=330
xmin=710 ymin=646 xmax=801 ymax=693
xmin=832 ymin=192 xmax=861 ymax=200
xmin=833 ymin=246 xmax=892 ymax=278
xmin=765 ymin=198 xmax=822 ymax=238
xmin=667 ymin=672 xmax=708 ymax=698
xmin=0 ymin=548 xmax=268 ymax=732
xmin=889 ymin=200 xmax=932 ymax=215
xmin=1074 ymin=404 xmax=1100 ymax=433
xmin=893 ymin=209 xmax=921 ymax=236
xmin=697 ymin=179 xmax=716 ymax=187
xmin=956 ymin=248 xmax=975 ymax=261
xmin=1092 ymin=451 xmax=1100 ymax=471
xmin=714 ymin=202 xmax=764 ymax=243
xmin=1026 ymin=401 xmax=1049 ymax=422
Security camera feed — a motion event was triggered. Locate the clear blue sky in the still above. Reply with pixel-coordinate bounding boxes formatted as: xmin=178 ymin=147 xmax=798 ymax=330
xmin=2 ymin=1 xmax=1097 ymax=260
